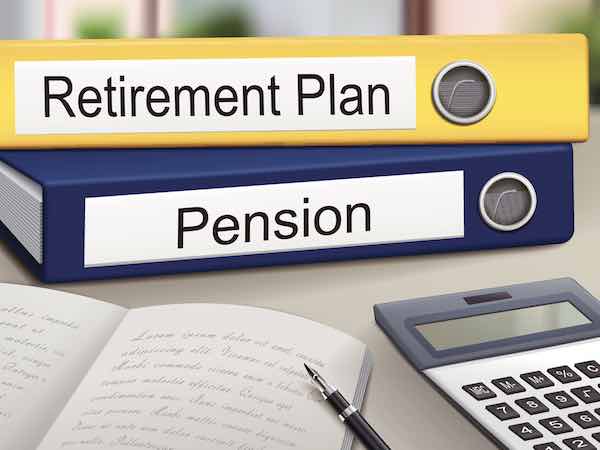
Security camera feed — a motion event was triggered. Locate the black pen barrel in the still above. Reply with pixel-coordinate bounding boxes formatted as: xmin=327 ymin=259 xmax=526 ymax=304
xmin=326 ymin=391 xmax=392 ymax=450
xmin=346 ymin=412 xmax=392 ymax=450
xmin=326 ymin=391 xmax=351 ymax=414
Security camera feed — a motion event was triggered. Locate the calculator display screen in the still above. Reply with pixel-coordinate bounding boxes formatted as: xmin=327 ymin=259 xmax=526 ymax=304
xmin=416 ymin=302 xmax=590 ymax=351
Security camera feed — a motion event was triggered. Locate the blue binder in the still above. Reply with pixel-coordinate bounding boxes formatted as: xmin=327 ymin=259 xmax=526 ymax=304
xmin=0 ymin=144 xmax=574 ymax=283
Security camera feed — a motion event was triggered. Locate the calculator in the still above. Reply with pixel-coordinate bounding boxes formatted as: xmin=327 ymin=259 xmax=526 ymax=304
xmin=374 ymin=278 xmax=600 ymax=450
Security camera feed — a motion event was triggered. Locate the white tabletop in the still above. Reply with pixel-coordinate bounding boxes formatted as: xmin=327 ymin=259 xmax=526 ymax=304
xmin=1 ymin=113 xmax=598 ymax=449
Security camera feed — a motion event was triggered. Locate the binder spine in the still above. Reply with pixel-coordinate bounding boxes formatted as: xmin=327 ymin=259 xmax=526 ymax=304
xmin=0 ymin=35 xmax=589 ymax=148
xmin=40 ymin=144 xmax=573 ymax=282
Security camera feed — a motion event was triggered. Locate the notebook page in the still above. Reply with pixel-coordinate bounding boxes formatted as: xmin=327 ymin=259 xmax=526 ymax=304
xmin=0 ymin=284 xmax=126 ymax=450
xmin=37 ymin=303 xmax=367 ymax=450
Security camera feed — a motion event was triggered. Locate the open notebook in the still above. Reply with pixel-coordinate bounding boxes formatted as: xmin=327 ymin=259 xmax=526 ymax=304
xmin=0 ymin=283 xmax=372 ymax=450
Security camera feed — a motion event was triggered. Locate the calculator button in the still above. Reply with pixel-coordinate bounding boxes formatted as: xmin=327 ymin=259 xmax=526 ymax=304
xmin=534 ymin=444 xmax=562 ymax=450
xmin=509 ymin=422 xmax=543 ymax=441
xmin=492 ymin=376 xmax=526 ymax=395
xmin=549 ymin=366 xmax=582 ymax=384
xmin=545 ymin=391 xmax=579 ymax=409
xmin=462 ymin=382 xmax=496 ymax=400
xmin=516 ymin=397 xmax=550 ymax=415
xmin=539 ymin=417 xmax=573 ymax=435
xmin=593 ymin=432 xmax=600 ymax=443
xmin=522 ymin=371 xmax=555 ymax=389
xmin=485 ymin=402 xmax=519 ymax=421
xmin=563 ymin=436 xmax=597 ymax=449
xmin=568 ymin=411 xmax=600 ymax=429
xmin=576 ymin=361 xmax=600 ymax=379
xmin=572 ymin=386 xmax=600 ymax=404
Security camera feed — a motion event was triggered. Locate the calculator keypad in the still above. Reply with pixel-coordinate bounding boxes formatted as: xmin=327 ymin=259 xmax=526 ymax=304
xmin=451 ymin=354 xmax=600 ymax=449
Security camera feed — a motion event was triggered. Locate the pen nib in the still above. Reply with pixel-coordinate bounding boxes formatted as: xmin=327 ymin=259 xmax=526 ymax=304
xmin=304 ymin=363 xmax=318 ymax=380
xmin=304 ymin=363 xmax=335 ymax=396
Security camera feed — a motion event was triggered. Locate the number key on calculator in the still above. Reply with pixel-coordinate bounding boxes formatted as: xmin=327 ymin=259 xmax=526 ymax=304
xmin=545 ymin=391 xmax=579 ymax=409
xmin=563 ymin=436 xmax=597 ymax=449
xmin=534 ymin=443 xmax=562 ymax=450
xmin=515 ymin=397 xmax=549 ymax=415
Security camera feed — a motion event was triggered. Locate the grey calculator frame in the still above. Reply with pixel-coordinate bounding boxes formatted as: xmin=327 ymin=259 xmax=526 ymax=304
xmin=374 ymin=278 xmax=600 ymax=370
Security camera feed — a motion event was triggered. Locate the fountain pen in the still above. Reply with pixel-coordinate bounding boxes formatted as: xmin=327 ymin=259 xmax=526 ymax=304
xmin=304 ymin=364 xmax=391 ymax=450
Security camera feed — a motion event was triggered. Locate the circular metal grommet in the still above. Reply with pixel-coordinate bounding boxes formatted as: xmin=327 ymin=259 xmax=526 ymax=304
xmin=433 ymin=61 xmax=496 ymax=125
xmin=479 ymin=172 xmax=537 ymax=232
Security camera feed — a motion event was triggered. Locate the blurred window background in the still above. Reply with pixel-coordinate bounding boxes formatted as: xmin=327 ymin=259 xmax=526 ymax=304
xmin=0 ymin=0 xmax=597 ymax=100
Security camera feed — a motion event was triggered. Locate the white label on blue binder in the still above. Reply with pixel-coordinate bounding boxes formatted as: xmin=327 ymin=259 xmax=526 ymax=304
xmin=14 ymin=57 xmax=416 ymax=135
xmin=83 ymin=171 xmax=464 ymax=267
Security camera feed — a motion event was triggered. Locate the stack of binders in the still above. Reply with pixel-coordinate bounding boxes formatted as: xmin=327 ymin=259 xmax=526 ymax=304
xmin=0 ymin=34 xmax=589 ymax=282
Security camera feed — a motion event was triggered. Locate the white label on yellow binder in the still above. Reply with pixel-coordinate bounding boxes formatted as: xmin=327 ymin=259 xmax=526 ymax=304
xmin=14 ymin=57 xmax=416 ymax=135
xmin=84 ymin=171 xmax=464 ymax=267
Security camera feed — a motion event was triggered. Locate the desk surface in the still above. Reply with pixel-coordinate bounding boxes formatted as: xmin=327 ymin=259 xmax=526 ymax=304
xmin=2 ymin=115 xmax=599 ymax=450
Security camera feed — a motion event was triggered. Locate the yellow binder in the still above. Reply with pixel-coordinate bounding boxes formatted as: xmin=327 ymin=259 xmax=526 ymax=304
xmin=0 ymin=34 xmax=588 ymax=149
